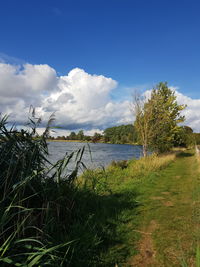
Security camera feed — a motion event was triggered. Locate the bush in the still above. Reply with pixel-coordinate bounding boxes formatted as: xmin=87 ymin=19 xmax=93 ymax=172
xmin=110 ymin=160 xmax=128 ymax=169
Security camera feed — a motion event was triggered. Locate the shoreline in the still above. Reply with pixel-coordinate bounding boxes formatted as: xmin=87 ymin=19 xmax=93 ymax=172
xmin=47 ymin=139 xmax=139 ymax=146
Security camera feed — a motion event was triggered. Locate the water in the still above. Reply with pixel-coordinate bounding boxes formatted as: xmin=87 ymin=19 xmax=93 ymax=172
xmin=48 ymin=141 xmax=143 ymax=170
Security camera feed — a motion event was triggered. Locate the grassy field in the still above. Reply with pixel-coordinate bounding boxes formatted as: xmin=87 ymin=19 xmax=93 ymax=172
xmin=78 ymin=153 xmax=177 ymax=266
xmin=80 ymin=150 xmax=200 ymax=266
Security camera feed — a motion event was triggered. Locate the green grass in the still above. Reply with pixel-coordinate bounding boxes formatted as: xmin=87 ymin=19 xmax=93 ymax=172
xmin=80 ymin=151 xmax=200 ymax=266
xmin=128 ymin=151 xmax=200 ymax=266
xmin=78 ymin=153 xmax=177 ymax=266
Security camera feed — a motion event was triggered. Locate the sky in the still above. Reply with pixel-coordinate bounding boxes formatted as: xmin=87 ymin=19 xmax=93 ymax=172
xmin=0 ymin=0 xmax=200 ymax=135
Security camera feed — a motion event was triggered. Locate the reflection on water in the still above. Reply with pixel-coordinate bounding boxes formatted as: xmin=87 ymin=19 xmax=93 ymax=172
xmin=48 ymin=141 xmax=143 ymax=170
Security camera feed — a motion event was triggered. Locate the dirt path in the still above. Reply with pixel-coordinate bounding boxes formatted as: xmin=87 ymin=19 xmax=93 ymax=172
xmin=128 ymin=152 xmax=200 ymax=267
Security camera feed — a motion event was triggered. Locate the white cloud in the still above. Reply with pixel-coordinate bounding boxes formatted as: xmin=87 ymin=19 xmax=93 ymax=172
xmin=41 ymin=67 xmax=133 ymax=130
xmin=0 ymin=63 xmax=133 ymax=133
xmin=175 ymin=90 xmax=200 ymax=132
xmin=0 ymin=62 xmax=200 ymax=133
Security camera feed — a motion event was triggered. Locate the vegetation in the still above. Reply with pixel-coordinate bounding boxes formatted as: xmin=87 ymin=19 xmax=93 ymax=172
xmin=2 ymin=113 xmax=198 ymax=266
xmin=50 ymin=130 xmax=94 ymax=142
xmin=103 ymin=124 xmax=137 ymax=144
xmin=129 ymin=150 xmax=200 ymax=266
xmin=79 ymin=150 xmax=200 ymax=265
xmin=173 ymin=125 xmax=194 ymax=148
xmin=0 ymin=114 xmax=158 ymax=266
xmin=134 ymin=82 xmax=186 ymax=155
xmin=49 ymin=130 xmax=102 ymax=142
xmin=49 ymin=124 xmax=137 ymax=145
xmin=0 ymin=114 xmax=90 ymax=266
xmin=194 ymin=133 xmax=200 ymax=145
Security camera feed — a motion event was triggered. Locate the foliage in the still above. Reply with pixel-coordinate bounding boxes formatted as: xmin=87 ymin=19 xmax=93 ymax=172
xmin=0 ymin=114 xmax=111 ymax=266
xmin=68 ymin=131 xmax=77 ymax=140
xmin=77 ymin=130 xmax=84 ymax=140
xmin=91 ymin=132 xmax=102 ymax=143
xmin=110 ymin=160 xmax=128 ymax=169
xmin=173 ymin=126 xmax=195 ymax=147
xmin=149 ymin=82 xmax=186 ymax=152
xmin=49 ymin=130 xmax=97 ymax=142
xmin=134 ymin=82 xmax=186 ymax=155
xmin=133 ymin=91 xmax=153 ymax=157
xmin=0 ymin=114 xmax=94 ymax=266
xmin=50 ymin=124 xmax=137 ymax=145
xmin=194 ymin=133 xmax=200 ymax=145
xmin=103 ymin=124 xmax=137 ymax=144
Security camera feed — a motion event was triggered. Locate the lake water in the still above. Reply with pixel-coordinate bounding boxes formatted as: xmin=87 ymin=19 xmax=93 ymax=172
xmin=48 ymin=141 xmax=143 ymax=170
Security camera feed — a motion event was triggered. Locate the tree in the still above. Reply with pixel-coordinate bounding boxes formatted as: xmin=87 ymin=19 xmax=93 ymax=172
xmin=77 ymin=130 xmax=84 ymax=140
xmin=194 ymin=133 xmax=200 ymax=145
xmin=133 ymin=92 xmax=154 ymax=157
xmin=149 ymin=82 xmax=186 ymax=152
xmin=103 ymin=125 xmax=137 ymax=144
xmin=173 ymin=126 xmax=194 ymax=147
xmin=134 ymin=82 xmax=186 ymax=155
xmin=91 ymin=132 xmax=102 ymax=143
xmin=68 ymin=131 xmax=76 ymax=140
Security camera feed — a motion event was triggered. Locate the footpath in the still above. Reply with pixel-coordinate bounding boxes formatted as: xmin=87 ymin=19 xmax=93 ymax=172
xmin=128 ymin=151 xmax=200 ymax=267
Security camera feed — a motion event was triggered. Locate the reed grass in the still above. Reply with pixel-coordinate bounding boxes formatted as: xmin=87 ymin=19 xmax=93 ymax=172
xmin=0 ymin=114 xmax=98 ymax=266
xmin=128 ymin=153 xmax=176 ymax=177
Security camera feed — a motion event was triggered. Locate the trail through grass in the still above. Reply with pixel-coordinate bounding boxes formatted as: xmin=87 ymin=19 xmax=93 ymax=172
xmin=128 ymin=151 xmax=200 ymax=266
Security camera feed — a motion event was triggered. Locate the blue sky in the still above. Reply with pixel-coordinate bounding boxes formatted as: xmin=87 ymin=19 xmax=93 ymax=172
xmin=0 ymin=0 xmax=200 ymax=133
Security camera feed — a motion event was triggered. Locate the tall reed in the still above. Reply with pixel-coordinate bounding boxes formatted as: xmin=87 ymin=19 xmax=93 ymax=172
xmin=0 ymin=114 xmax=88 ymax=266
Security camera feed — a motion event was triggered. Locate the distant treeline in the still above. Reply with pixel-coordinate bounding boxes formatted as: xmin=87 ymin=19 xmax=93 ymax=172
xmin=104 ymin=124 xmax=137 ymax=144
xmin=49 ymin=124 xmax=200 ymax=147
xmin=49 ymin=124 xmax=138 ymax=144
xmin=50 ymin=130 xmax=102 ymax=143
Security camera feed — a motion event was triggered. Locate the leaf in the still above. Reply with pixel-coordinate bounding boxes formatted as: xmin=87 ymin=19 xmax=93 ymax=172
xmin=0 ymin=257 xmax=13 ymax=264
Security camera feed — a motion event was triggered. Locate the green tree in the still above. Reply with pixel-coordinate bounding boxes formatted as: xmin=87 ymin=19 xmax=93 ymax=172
xmin=68 ymin=131 xmax=77 ymax=140
xmin=173 ymin=126 xmax=194 ymax=147
xmin=133 ymin=92 xmax=154 ymax=156
xmin=92 ymin=132 xmax=102 ymax=143
xmin=77 ymin=130 xmax=84 ymax=140
xmin=194 ymin=133 xmax=200 ymax=145
xmin=103 ymin=125 xmax=137 ymax=144
xmin=134 ymin=82 xmax=186 ymax=155
xmin=149 ymin=82 xmax=186 ymax=152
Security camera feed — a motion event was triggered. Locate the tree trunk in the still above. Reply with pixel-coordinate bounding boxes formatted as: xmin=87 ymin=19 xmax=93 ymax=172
xmin=143 ymin=144 xmax=147 ymax=157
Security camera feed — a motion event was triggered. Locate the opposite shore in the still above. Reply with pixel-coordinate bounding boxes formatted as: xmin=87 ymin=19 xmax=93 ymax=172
xmin=47 ymin=138 xmax=139 ymax=146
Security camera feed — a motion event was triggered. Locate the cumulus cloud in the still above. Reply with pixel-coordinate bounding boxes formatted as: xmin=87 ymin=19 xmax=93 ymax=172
xmin=0 ymin=63 xmax=132 ymax=133
xmin=175 ymin=90 xmax=200 ymax=132
xmin=40 ymin=67 xmax=133 ymax=130
xmin=0 ymin=63 xmax=58 ymax=124
xmin=0 ymin=61 xmax=200 ymax=133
